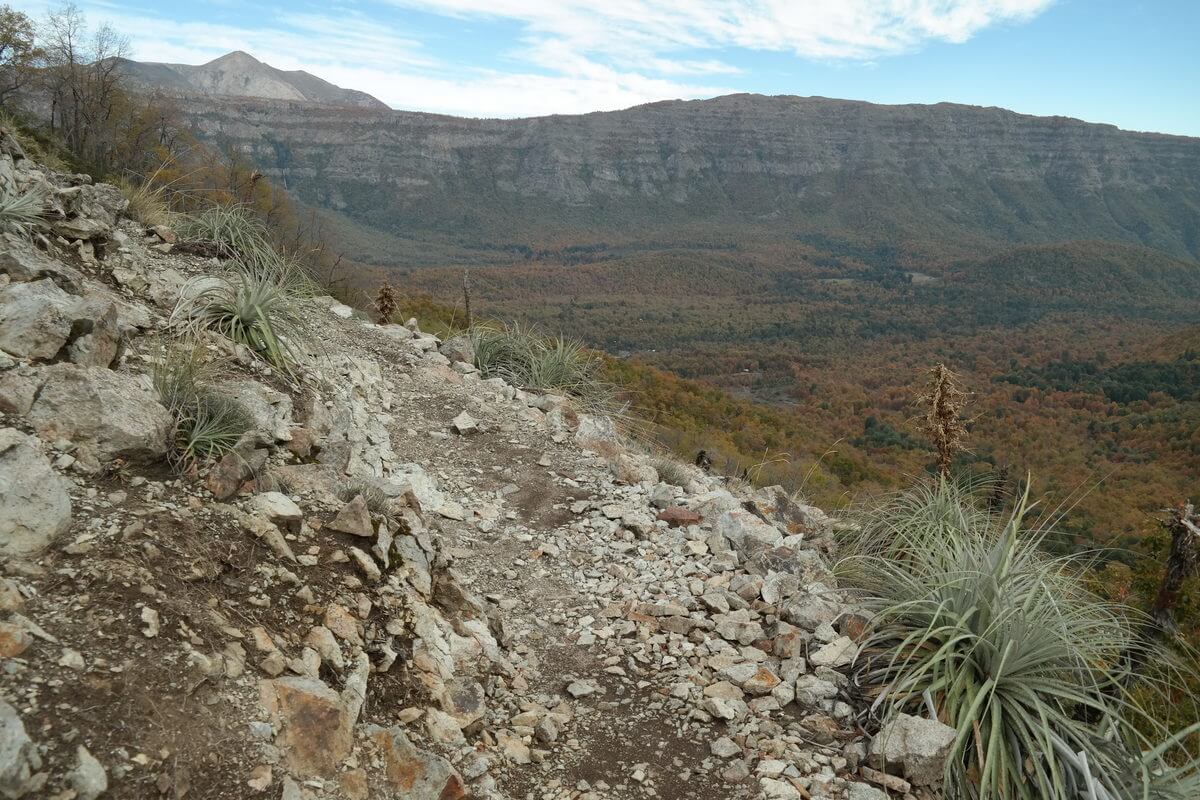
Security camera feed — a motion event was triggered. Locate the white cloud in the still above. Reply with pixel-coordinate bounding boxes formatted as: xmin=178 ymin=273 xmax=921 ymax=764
xmin=24 ymin=0 xmax=1054 ymax=117
xmin=393 ymin=0 xmax=1055 ymax=60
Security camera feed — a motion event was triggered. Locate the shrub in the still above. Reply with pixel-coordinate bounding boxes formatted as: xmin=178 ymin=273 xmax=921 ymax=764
xmin=838 ymin=480 xmax=1200 ymax=799
xmin=337 ymin=480 xmax=391 ymax=517
xmin=152 ymin=343 xmax=251 ymax=471
xmin=176 ymin=204 xmax=279 ymax=274
xmin=470 ymin=322 xmax=614 ymax=413
xmin=170 ymin=260 xmax=312 ymax=374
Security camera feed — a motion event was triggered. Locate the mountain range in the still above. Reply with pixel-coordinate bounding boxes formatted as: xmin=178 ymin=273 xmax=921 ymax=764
xmin=115 ymin=52 xmax=1200 ymax=267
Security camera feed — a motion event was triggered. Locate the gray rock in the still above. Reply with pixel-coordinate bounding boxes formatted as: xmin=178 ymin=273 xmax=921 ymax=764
xmin=450 ymin=410 xmax=479 ymax=435
xmin=0 ymin=428 xmax=72 ymax=558
xmin=793 ymin=675 xmax=839 ymax=706
xmin=222 ymin=380 xmax=293 ymax=444
xmin=0 ymin=278 xmax=74 ymax=360
xmin=869 ymin=713 xmax=957 ymax=787
xmin=713 ymin=508 xmax=783 ymax=553
xmin=50 ymin=182 xmax=127 ymax=241
xmin=68 ymin=746 xmax=107 ymax=800
xmin=438 ymin=335 xmax=475 ymax=366
xmin=781 ymin=589 xmax=843 ymax=632
xmin=26 ymin=364 xmax=172 ymax=462
xmin=0 ymin=699 xmax=41 ymax=798
xmin=846 ymin=783 xmax=888 ymax=800
xmin=0 ymin=366 xmax=44 ymax=415
xmin=0 ymin=232 xmax=84 ymax=290
xmin=65 ymin=295 xmax=125 ymax=368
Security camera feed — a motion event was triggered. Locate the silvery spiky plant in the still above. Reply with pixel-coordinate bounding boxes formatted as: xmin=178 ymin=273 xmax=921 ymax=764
xmin=176 ymin=204 xmax=278 ymax=274
xmin=0 ymin=181 xmax=45 ymax=229
xmin=838 ymin=480 xmax=1200 ymax=800
xmin=470 ymin=322 xmax=615 ymax=414
xmin=152 ymin=343 xmax=252 ymax=471
xmin=170 ymin=259 xmax=313 ymax=375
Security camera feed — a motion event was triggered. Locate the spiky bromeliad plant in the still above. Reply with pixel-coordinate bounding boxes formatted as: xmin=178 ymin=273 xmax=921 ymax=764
xmin=152 ymin=343 xmax=252 ymax=471
xmin=838 ymin=480 xmax=1200 ymax=800
xmin=170 ymin=259 xmax=313 ymax=375
xmin=0 ymin=181 xmax=45 ymax=228
xmin=176 ymin=204 xmax=279 ymax=274
xmin=470 ymin=322 xmax=616 ymax=414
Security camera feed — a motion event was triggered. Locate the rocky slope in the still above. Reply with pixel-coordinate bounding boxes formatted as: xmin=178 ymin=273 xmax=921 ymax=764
xmin=116 ymin=51 xmax=388 ymax=110
xmin=164 ymin=92 xmax=1200 ymax=261
xmin=0 ymin=129 xmax=957 ymax=799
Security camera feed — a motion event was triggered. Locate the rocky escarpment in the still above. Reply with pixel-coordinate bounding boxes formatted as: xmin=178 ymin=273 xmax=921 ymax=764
xmin=1 ymin=128 xmax=957 ymax=800
xmin=170 ymin=93 xmax=1200 ymax=259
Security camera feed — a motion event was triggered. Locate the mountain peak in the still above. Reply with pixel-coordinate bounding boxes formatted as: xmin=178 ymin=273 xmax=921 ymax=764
xmin=118 ymin=51 xmax=388 ymax=110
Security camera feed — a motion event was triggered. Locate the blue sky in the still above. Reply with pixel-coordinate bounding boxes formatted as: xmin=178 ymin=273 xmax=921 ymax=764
xmin=15 ymin=1 xmax=1200 ymax=134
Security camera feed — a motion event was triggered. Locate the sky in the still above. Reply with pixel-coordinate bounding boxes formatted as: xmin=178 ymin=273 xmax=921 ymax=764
xmin=13 ymin=1 xmax=1200 ymax=135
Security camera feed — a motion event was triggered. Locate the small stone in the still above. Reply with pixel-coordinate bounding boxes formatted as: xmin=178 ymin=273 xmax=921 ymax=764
xmin=0 ymin=622 xmax=33 ymax=657
xmin=328 ymin=495 xmax=374 ymax=537
xmin=247 ymin=764 xmax=272 ymax=792
xmin=657 ymin=506 xmax=702 ymax=528
xmin=710 ymin=737 xmax=741 ymax=758
xmin=140 ymin=606 xmax=160 ymax=638
xmin=450 ymin=411 xmax=479 ymax=435
xmin=68 ymin=745 xmax=108 ymax=800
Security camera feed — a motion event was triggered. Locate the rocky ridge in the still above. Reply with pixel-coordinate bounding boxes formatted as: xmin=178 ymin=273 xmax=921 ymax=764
xmin=0 ymin=128 xmax=955 ymax=799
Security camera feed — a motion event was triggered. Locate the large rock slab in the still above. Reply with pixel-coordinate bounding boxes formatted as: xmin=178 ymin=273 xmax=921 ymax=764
xmin=367 ymin=725 xmax=466 ymax=800
xmin=0 ymin=699 xmax=41 ymax=798
xmin=0 ymin=278 xmax=74 ymax=360
xmin=222 ymin=380 xmax=293 ymax=444
xmin=260 ymin=677 xmax=354 ymax=778
xmin=0 ymin=232 xmax=84 ymax=290
xmin=0 ymin=428 xmax=72 ymax=558
xmin=50 ymin=182 xmax=127 ymax=241
xmin=26 ymin=364 xmax=171 ymax=463
xmin=713 ymin=508 xmax=784 ymax=554
xmin=869 ymin=713 xmax=957 ymax=787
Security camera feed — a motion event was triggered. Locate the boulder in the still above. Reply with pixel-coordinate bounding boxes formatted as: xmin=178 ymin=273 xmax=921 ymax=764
xmin=65 ymin=295 xmax=125 ymax=368
xmin=222 ymin=380 xmax=293 ymax=444
xmin=26 ymin=364 xmax=172 ymax=462
xmin=0 ymin=699 xmax=41 ymax=798
xmin=0 ymin=232 xmax=84 ymax=290
xmin=869 ymin=713 xmax=957 ymax=787
xmin=0 ymin=366 xmax=44 ymax=415
xmin=609 ymin=452 xmax=658 ymax=485
xmin=260 ymin=677 xmax=354 ymax=778
xmin=0 ymin=428 xmax=72 ymax=558
xmin=368 ymin=726 xmax=466 ymax=800
xmin=67 ymin=746 xmax=107 ymax=800
xmin=713 ymin=508 xmax=783 ymax=553
xmin=0 ymin=278 xmax=73 ymax=360
xmin=438 ymin=335 xmax=475 ymax=366
xmin=50 ymin=182 xmax=127 ymax=241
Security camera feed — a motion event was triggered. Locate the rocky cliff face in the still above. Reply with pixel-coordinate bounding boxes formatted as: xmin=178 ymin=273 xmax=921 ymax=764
xmin=117 ymin=51 xmax=389 ymax=110
xmin=175 ymin=93 xmax=1200 ymax=258
xmin=0 ymin=128 xmax=954 ymax=799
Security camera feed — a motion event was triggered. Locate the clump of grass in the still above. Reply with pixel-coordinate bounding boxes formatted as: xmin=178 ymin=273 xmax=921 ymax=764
xmin=838 ymin=480 xmax=1200 ymax=800
xmin=470 ymin=322 xmax=615 ymax=413
xmin=0 ymin=181 xmax=45 ymax=229
xmin=114 ymin=176 xmax=174 ymax=229
xmin=915 ymin=363 xmax=970 ymax=477
xmin=651 ymin=455 xmax=693 ymax=487
xmin=337 ymin=480 xmax=391 ymax=517
xmin=152 ymin=343 xmax=252 ymax=471
xmin=176 ymin=204 xmax=278 ymax=274
xmin=170 ymin=260 xmax=313 ymax=375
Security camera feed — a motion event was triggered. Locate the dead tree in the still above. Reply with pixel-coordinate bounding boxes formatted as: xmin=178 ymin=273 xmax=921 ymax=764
xmin=1152 ymin=501 xmax=1200 ymax=634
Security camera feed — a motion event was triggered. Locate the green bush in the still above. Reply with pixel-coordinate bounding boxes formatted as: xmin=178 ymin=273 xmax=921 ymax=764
xmin=838 ymin=480 xmax=1200 ymax=799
